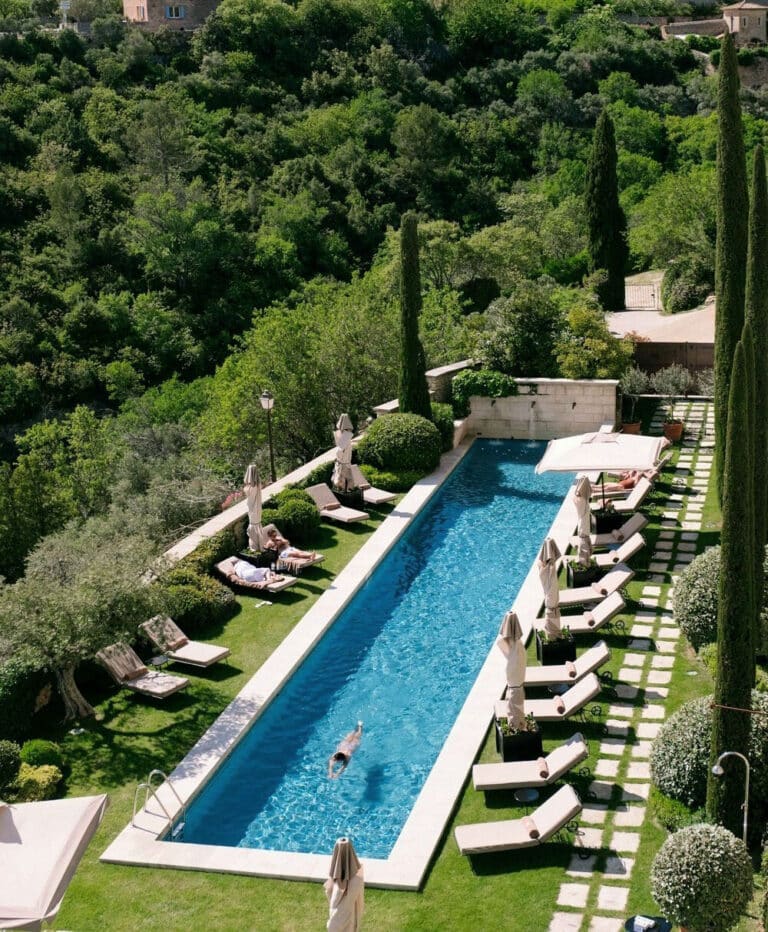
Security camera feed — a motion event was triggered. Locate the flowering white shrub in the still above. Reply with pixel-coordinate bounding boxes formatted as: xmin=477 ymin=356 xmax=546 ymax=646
xmin=651 ymin=823 xmax=752 ymax=931
xmin=650 ymin=692 xmax=768 ymax=810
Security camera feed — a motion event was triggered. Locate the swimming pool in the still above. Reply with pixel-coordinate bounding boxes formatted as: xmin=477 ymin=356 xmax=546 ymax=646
xmin=178 ymin=441 xmax=571 ymax=858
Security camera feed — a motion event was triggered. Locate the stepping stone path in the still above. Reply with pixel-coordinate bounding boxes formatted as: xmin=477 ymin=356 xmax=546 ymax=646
xmin=547 ymin=401 xmax=711 ymax=931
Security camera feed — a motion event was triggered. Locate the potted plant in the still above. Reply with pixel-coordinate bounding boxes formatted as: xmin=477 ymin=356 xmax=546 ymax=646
xmin=494 ymin=712 xmax=544 ymax=762
xmin=591 ymin=500 xmax=625 ymax=534
xmin=566 ymin=557 xmax=602 ymax=588
xmin=619 ymin=366 xmax=649 ymax=434
xmin=651 ymin=364 xmax=694 ymax=442
xmin=535 ymin=626 xmax=576 ymax=665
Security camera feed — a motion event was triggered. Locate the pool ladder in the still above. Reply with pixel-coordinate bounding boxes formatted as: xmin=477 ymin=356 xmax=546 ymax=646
xmin=132 ymin=768 xmax=186 ymax=840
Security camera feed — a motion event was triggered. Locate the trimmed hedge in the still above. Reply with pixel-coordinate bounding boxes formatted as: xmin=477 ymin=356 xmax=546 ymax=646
xmin=12 ymin=762 xmax=62 ymax=801
xmin=450 ymin=368 xmax=519 ymax=418
xmin=157 ymin=566 xmax=236 ymax=631
xmin=650 ymin=691 xmax=768 ymax=809
xmin=357 ymin=414 xmax=441 ymax=473
xmin=181 ymin=523 xmax=246 ymax=576
xmin=649 ymin=786 xmax=705 ymax=832
xmin=20 ymin=739 xmax=64 ymax=770
xmin=674 ymin=545 xmax=768 ymax=650
xmin=431 ymin=402 xmax=455 ymax=453
xmin=0 ymin=739 xmax=21 ymax=788
xmin=651 ymin=824 xmax=752 ymax=932
xmin=301 ymin=460 xmax=334 ymax=489
xmin=358 ymin=465 xmax=422 ymax=493
xmin=262 ymin=488 xmax=321 ymax=541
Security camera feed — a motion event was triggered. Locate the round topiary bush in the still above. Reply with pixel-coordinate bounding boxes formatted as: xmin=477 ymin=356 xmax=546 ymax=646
xmin=20 ymin=739 xmax=64 ymax=770
xmin=12 ymin=762 xmax=63 ymax=802
xmin=0 ymin=739 xmax=21 ymax=789
xmin=263 ymin=488 xmax=321 ymax=540
xmin=674 ymin=545 xmax=768 ymax=650
xmin=651 ymin=823 xmax=752 ymax=931
xmin=650 ymin=691 xmax=768 ymax=809
xmin=357 ymin=466 xmax=423 ymax=493
xmin=357 ymin=414 xmax=441 ymax=474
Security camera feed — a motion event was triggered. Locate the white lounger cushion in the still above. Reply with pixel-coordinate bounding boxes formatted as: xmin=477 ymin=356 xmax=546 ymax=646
xmin=580 ymin=513 xmax=648 ymax=548
xmin=349 ymin=465 xmax=397 ymax=505
xmin=141 ymin=615 xmax=231 ymax=669
xmin=305 ymin=484 xmax=370 ymax=523
xmin=593 ymin=533 xmax=645 ymax=568
xmin=495 ymin=673 xmax=602 ymax=722
xmin=472 ymin=733 xmax=588 ymax=792
xmin=166 ymin=641 xmax=231 ymax=668
xmin=558 ymin=564 xmax=634 ymax=606
xmin=524 ymin=641 xmax=610 ymax=686
xmin=555 ymin=591 xmax=626 ymax=635
xmin=123 ymin=669 xmax=190 ymax=697
xmin=454 ymin=784 xmax=582 ymax=855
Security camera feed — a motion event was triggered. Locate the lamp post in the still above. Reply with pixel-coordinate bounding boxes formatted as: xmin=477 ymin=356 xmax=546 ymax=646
xmin=711 ymin=751 xmax=750 ymax=846
xmin=260 ymin=390 xmax=276 ymax=484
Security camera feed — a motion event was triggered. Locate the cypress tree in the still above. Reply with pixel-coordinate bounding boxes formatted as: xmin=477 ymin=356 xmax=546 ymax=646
xmin=745 ymin=144 xmax=768 ymax=657
xmin=398 ymin=212 xmax=432 ymax=420
xmin=714 ymin=33 xmax=749 ymax=503
xmin=706 ymin=339 xmax=753 ymax=834
xmin=584 ymin=111 xmax=628 ymax=311
xmin=741 ymin=320 xmax=757 ymax=685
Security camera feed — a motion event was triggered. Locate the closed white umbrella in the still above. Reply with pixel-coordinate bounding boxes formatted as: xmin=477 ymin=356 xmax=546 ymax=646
xmin=0 ymin=794 xmax=108 ymax=930
xmin=243 ymin=464 xmax=262 ymax=551
xmin=497 ymin=610 xmax=526 ymax=730
xmin=573 ymin=475 xmax=593 ymax=567
xmin=325 ymin=836 xmax=364 ymax=932
xmin=537 ymin=537 xmax=562 ymax=641
xmin=332 ymin=414 xmax=355 ymax=492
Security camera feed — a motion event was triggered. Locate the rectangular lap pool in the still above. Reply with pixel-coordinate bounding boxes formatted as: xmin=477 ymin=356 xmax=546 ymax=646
xmin=178 ymin=440 xmax=571 ymax=859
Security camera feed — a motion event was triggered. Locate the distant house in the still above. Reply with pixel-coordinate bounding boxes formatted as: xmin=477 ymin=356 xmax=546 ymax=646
xmin=663 ymin=0 xmax=768 ymax=44
xmin=122 ymin=0 xmax=219 ymax=30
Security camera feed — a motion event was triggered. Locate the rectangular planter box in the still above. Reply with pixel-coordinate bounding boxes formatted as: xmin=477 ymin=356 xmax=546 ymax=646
xmin=592 ymin=510 xmax=625 ymax=534
xmin=536 ymin=631 xmax=577 ymax=666
xmin=567 ymin=562 xmax=602 ymax=588
xmin=237 ymin=549 xmax=276 ymax=569
xmin=494 ymin=723 xmax=544 ymax=762
xmin=334 ymin=487 xmax=365 ymax=510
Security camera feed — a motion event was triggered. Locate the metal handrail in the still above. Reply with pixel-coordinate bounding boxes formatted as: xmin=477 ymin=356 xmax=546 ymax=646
xmin=132 ymin=769 xmax=186 ymax=837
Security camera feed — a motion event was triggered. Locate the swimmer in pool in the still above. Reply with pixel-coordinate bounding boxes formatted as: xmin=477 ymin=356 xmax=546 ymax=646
xmin=327 ymin=721 xmax=363 ymax=779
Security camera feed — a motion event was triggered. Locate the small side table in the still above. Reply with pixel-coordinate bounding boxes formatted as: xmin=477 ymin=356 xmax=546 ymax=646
xmin=148 ymin=654 xmax=170 ymax=669
xmin=514 ymin=787 xmax=540 ymax=810
xmin=547 ymin=683 xmax=570 ymax=696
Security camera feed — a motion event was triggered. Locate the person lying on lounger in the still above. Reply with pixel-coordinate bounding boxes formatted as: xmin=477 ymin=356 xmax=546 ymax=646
xmin=328 ymin=721 xmax=363 ymax=779
xmin=600 ymin=470 xmax=643 ymax=493
xmin=232 ymin=560 xmax=283 ymax=585
xmin=264 ymin=524 xmax=316 ymax=560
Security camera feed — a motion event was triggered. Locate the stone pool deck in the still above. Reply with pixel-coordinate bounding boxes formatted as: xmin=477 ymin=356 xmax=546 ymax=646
xmin=102 ymin=437 xmax=581 ymax=889
xmin=546 ymin=400 xmax=713 ymax=931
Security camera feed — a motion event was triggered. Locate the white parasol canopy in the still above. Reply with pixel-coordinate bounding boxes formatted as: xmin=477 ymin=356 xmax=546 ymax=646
xmin=244 ymin=463 xmax=263 ymax=551
xmin=497 ymin=610 xmax=526 ymax=730
xmin=0 ymin=794 xmax=108 ymax=931
xmin=332 ymin=414 xmax=355 ymax=492
xmin=537 ymin=537 xmax=562 ymax=641
xmin=536 ymin=432 xmax=669 ymax=475
xmin=573 ymin=475 xmax=593 ymax=567
xmin=325 ymin=836 xmax=364 ymax=932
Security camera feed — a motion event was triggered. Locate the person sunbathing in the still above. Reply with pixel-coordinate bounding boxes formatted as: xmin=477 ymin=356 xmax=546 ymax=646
xmin=599 ymin=470 xmax=642 ymax=493
xmin=232 ymin=560 xmax=283 ymax=585
xmin=264 ymin=525 xmax=316 ymax=560
xmin=328 ymin=722 xmax=363 ymax=779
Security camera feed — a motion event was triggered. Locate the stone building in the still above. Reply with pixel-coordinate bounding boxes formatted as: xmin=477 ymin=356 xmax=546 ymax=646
xmin=663 ymin=0 xmax=768 ymax=44
xmin=122 ymin=0 xmax=219 ymax=30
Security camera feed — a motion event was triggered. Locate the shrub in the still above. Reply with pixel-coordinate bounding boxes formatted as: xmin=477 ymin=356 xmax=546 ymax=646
xmin=20 ymin=739 xmax=64 ymax=770
xmin=357 ymin=466 xmax=422 ymax=493
xmin=651 ymin=824 xmax=752 ymax=932
xmin=0 ymin=739 xmax=21 ymax=788
xmin=649 ymin=786 xmax=706 ymax=832
xmin=181 ymin=523 xmax=245 ymax=576
xmin=263 ymin=488 xmax=321 ymax=540
xmin=450 ymin=369 xmax=519 ymax=418
xmin=661 ymin=256 xmax=712 ymax=314
xmin=157 ymin=567 xmax=236 ymax=630
xmin=0 ymin=658 xmax=49 ymax=741
xmin=301 ymin=460 xmax=334 ymax=489
xmin=12 ymin=762 xmax=62 ymax=801
xmin=650 ymin=691 xmax=768 ymax=809
xmin=357 ymin=414 xmax=441 ymax=473
xmin=674 ymin=545 xmax=768 ymax=650
xmin=650 ymin=363 xmax=695 ymax=421
xmin=431 ymin=402 xmax=454 ymax=452
xmin=620 ymin=366 xmax=648 ymax=423
xmin=696 ymin=367 xmax=715 ymax=396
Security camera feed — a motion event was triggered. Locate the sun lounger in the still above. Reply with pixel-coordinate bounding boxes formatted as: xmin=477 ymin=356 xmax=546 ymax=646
xmin=454 ymin=783 xmax=582 ymax=855
xmin=96 ymin=642 xmax=189 ymax=698
xmin=590 ymin=453 xmax=672 ymax=501
xmin=495 ymin=673 xmax=602 ymax=723
xmin=524 ymin=641 xmax=610 ymax=687
xmin=214 ymin=557 xmax=298 ymax=593
xmin=472 ymin=733 xmax=588 ymax=792
xmin=305 ymin=484 xmax=369 ymax=523
xmin=591 ymin=477 xmax=652 ymax=515
xmin=256 ymin=526 xmax=325 ymax=574
xmin=572 ymin=512 xmax=648 ymax=548
xmin=349 ymin=464 xmax=396 ymax=505
xmin=140 ymin=615 xmax=230 ymax=669
xmin=554 ymin=591 xmax=626 ymax=635
xmin=592 ymin=532 xmax=645 ymax=568
xmin=558 ymin=564 xmax=634 ymax=606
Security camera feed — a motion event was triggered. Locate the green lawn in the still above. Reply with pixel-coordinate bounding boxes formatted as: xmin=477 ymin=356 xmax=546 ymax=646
xmin=45 ymin=424 xmax=760 ymax=930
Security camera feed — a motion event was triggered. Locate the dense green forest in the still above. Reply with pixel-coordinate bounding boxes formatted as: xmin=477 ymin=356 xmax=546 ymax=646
xmin=1 ymin=0 xmax=767 ymax=584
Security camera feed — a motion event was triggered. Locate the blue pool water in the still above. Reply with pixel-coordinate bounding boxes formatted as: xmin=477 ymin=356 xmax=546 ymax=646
xmin=180 ymin=440 xmax=571 ymax=858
